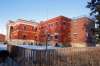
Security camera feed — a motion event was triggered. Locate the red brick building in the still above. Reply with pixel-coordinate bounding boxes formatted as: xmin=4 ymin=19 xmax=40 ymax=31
xmin=71 ymin=17 xmax=95 ymax=47
xmin=36 ymin=16 xmax=71 ymax=46
xmin=7 ymin=19 xmax=38 ymax=45
xmin=0 ymin=34 xmax=5 ymax=43
xmin=7 ymin=16 xmax=95 ymax=47
xmin=35 ymin=16 xmax=95 ymax=47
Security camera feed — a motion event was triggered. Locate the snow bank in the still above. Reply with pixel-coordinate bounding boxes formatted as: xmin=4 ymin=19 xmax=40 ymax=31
xmin=0 ymin=44 xmax=7 ymax=50
xmin=17 ymin=45 xmax=57 ymax=50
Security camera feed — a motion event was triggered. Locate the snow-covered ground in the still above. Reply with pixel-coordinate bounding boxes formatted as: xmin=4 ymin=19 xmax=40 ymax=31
xmin=17 ymin=45 xmax=57 ymax=50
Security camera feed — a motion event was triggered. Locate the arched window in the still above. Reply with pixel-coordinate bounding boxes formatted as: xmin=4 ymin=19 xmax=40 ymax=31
xmin=10 ymin=26 xmax=13 ymax=31
xmin=10 ymin=26 xmax=13 ymax=29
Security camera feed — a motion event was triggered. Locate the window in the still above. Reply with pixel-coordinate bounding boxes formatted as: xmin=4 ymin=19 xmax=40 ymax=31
xmin=10 ymin=26 xmax=13 ymax=31
xmin=48 ymin=34 xmax=50 ymax=37
xmin=35 ymin=36 xmax=37 ymax=39
xmin=35 ymin=28 xmax=37 ymax=32
xmin=48 ymin=24 xmax=53 ymax=28
xmin=23 ymin=26 xmax=26 ymax=30
xmin=47 ymin=34 xmax=52 ymax=40
xmin=55 ymin=35 xmax=59 ymax=39
xmin=91 ymin=28 xmax=95 ymax=35
xmin=10 ymin=26 xmax=13 ymax=30
xmin=23 ymin=35 xmax=26 ymax=39
xmin=41 ymin=26 xmax=43 ymax=29
xmin=56 ymin=22 xmax=59 ymax=25
xmin=48 ymin=24 xmax=50 ymax=27
xmin=62 ymin=22 xmax=66 ymax=25
xmin=32 ymin=27 xmax=34 ymax=30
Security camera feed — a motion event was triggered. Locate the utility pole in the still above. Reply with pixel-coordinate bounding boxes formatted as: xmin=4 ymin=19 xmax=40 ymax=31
xmin=45 ymin=8 xmax=48 ymax=50
xmin=45 ymin=30 xmax=48 ymax=50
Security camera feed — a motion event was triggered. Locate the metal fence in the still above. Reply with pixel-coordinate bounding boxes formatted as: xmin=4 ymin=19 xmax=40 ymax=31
xmin=1 ymin=45 xmax=100 ymax=66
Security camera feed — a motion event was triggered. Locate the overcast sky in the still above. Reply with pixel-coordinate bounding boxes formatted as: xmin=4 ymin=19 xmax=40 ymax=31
xmin=0 ymin=0 xmax=89 ymax=35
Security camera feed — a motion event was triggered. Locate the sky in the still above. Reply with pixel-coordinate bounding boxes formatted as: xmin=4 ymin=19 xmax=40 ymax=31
xmin=0 ymin=0 xmax=90 ymax=35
